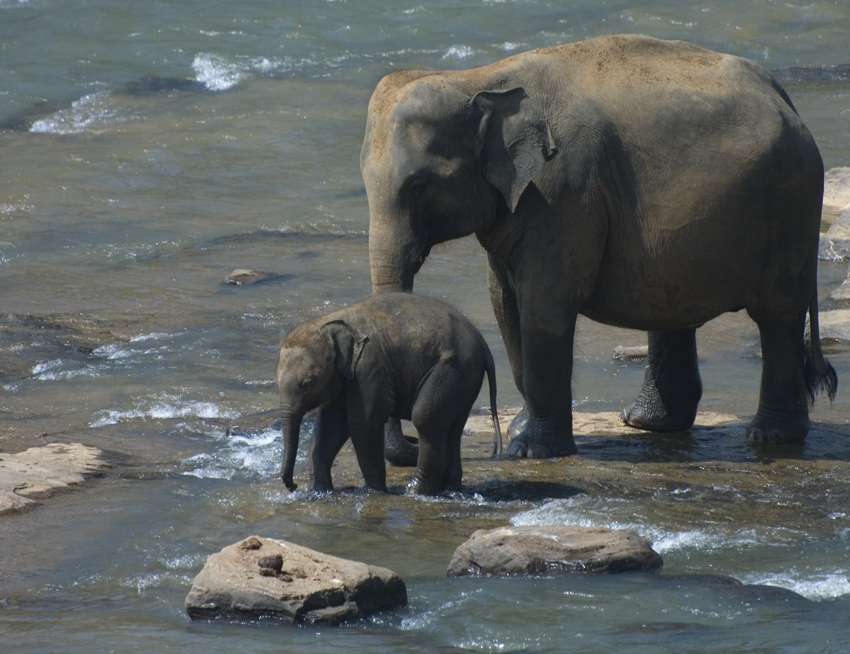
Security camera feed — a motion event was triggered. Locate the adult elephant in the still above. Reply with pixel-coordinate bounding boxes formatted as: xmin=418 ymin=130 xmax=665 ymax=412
xmin=362 ymin=34 xmax=836 ymax=459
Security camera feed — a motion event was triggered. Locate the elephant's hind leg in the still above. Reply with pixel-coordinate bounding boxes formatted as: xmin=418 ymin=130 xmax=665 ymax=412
xmin=620 ymin=328 xmax=702 ymax=432
xmin=748 ymin=316 xmax=810 ymax=443
xmin=407 ymin=367 xmax=478 ymax=495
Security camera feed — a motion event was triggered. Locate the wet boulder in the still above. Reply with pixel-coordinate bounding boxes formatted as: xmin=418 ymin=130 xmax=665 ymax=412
xmin=447 ymin=525 xmax=662 ymax=577
xmin=823 ymin=167 xmax=850 ymax=220
xmin=819 ymin=209 xmax=850 ymax=261
xmin=185 ymin=535 xmax=407 ymax=624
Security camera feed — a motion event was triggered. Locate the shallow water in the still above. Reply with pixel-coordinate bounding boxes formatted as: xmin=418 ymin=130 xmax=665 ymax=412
xmin=2 ymin=1 xmax=850 ymax=652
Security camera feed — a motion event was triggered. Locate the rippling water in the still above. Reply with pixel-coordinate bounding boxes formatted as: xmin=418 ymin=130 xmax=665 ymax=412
xmin=2 ymin=1 xmax=850 ymax=652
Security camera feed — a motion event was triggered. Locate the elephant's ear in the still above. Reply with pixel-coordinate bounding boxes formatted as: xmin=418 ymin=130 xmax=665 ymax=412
xmin=471 ymin=87 xmax=557 ymax=213
xmin=319 ymin=320 xmax=368 ymax=380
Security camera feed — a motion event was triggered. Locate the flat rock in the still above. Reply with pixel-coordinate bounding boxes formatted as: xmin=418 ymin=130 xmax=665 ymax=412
xmin=447 ymin=525 xmax=663 ymax=577
xmin=0 ymin=442 xmax=108 ymax=515
xmin=823 ymin=167 xmax=850 ymax=219
xmin=817 ymin=309 xmax=850 ymax=341
xmin=185 ymin=535 xmax=407 ymax=624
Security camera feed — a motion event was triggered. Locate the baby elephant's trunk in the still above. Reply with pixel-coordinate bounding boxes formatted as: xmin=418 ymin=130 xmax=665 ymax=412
xmin=280 ymin=411 xmax=304 ymax=491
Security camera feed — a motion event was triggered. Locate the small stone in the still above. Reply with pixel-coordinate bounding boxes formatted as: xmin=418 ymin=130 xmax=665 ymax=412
xmin=447 ymin=525 xmax=663 ymax=577
xmin=613 ymin=345 xmax=649 ymax=361
xmin=224 ymin=269 xmax=279 ymax=285
xmin=241 ymin=536 xmax=263 ymax=550
xmin=185 ymin=536 xmax=407 ymax=624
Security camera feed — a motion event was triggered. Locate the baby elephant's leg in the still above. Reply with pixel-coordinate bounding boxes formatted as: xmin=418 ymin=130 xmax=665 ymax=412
xmin=348 ymin=407 xmax=389 ymax=492
xmin=409 ymin=364 xmax=479 ymax=495
xmin=310 ymin=406 xmax=349 ymax=492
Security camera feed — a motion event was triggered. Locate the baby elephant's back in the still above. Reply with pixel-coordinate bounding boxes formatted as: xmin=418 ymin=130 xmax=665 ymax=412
xmin=350 ymin=293 xmax=488 ymax=367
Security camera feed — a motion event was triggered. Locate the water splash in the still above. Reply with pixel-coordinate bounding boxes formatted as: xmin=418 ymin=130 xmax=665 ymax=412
xmin=192 ymin=53 xmax=244 ymax=91
xmin=29 ymin=91 xmax=125 ymax=134
xmin=90 ymin=393 xmax=237 ymax=427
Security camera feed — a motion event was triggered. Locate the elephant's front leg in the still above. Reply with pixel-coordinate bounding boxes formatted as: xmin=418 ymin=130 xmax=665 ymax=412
xmin=488 ymin=255 xmax=525 ymax=398
xmin=347 ymin=405 xmax=390 ymax=493
xmin=620 ymin=329 xmax=703 ymax=432
xmin=310 ymin=405 xmax=350 ymax=492
xmin=507 ymin=312 xmax=579 ymax=459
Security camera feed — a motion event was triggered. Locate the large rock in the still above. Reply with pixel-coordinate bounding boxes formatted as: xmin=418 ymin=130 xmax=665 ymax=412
xmin=823 ymin=167 xmax=850 ymax=219
xmin=817 ymin=309 xmax=850 ymax=341
xmin=819 ymin=209 xmax=850 ymax=261
xmin=185 ymin=535 xmax=407 ymax=624
xmin=0 ymin=442 xmax=108 ymax=515
xmin=447 ymin=525 xmax=663 ymax=577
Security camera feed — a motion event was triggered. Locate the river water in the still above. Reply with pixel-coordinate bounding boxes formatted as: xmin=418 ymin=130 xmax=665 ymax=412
xmin=2 ymin=0 xmax=850 ymax=652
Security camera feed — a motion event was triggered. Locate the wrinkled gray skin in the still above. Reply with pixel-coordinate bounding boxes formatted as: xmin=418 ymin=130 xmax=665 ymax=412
xmin=363 ymin=34 xmax=837 ymax=460
xmin=277 ymin=293 xmax=502 ymax=495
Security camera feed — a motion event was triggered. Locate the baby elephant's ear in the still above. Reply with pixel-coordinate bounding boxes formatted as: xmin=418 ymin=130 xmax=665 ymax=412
xmin=319 ymin=320 xmax=368 ymax=379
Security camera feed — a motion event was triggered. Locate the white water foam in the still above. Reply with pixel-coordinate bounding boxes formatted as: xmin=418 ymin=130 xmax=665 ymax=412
xmin=31 ymin=359 xmax=100 ymax=381
xmin=442 ymin=45 xmax=474 ymax=60
xmin=181 ymin=426 xmax=285 ymax=480
xmin=510 ymin=497 xmax=811 ymax=555
xmin=742 ymin=570 xmax=850 ymax=601
xmin=29 ymin=91 xmax=125 ymax=135
xmin=90 ymin=394 xmax=237 ymax=427
xmin=192 ymin=53 xmax=244 ymax=91
xmin=191 ymin=53 xmax=303 ymax=91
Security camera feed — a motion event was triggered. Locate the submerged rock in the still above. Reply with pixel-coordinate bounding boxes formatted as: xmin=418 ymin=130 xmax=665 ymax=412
xmin=185 ymin=535 xmax=407 ymax=624
xmin=224 ymin=269 xmax=289 ymax=285
xmin=0 ymin=443 xmax=108 ymax=515
xmin=447 ymin=525 xmax=663 ymax=577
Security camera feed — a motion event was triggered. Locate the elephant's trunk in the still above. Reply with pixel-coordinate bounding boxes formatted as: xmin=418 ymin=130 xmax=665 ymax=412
xmin=280 ymin=410 xmax=304 ymax=492
xmin=369 ymin=226 xmax=422 ymax=293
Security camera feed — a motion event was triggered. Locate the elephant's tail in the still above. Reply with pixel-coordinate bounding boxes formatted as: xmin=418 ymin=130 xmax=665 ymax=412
xmin=805 ymin=291 xmax=838 ymax=405
xmin=484 ymin=344 xmax=503 ymax=458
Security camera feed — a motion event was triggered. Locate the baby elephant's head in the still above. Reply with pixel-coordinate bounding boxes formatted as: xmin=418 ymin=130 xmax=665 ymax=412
xmin=276 ymin=319 xmax=368 ymax=491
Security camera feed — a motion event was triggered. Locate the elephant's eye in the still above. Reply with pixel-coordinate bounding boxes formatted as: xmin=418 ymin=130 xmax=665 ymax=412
xmin=300 ymin=377 xmax=314 ymax=390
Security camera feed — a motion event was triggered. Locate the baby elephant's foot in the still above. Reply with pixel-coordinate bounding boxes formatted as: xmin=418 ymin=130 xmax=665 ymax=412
xmin=506 ymin=409 xmax=577 ymax=459
xmin=746 ymin=413 xmax=809 ymax=444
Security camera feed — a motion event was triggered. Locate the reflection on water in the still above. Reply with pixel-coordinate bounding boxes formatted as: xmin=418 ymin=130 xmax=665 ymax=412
xmin=2 ymin=0 xmax=850 ymax=651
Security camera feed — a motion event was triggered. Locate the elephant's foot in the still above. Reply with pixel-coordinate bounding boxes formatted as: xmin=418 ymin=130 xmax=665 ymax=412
xmin=506 ymin=408 xmax=577 ymax=459
xmin=620 ymin=382 xmax=700 ymax=432
xmin=406 ymin=474 xmax=456 ymax=496
xmin=746 ymin=410 xmax=809 ymax=444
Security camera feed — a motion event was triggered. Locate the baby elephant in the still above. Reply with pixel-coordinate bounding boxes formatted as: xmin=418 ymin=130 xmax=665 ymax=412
xmin=277 ymin=292 xmax=502 ymax=495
